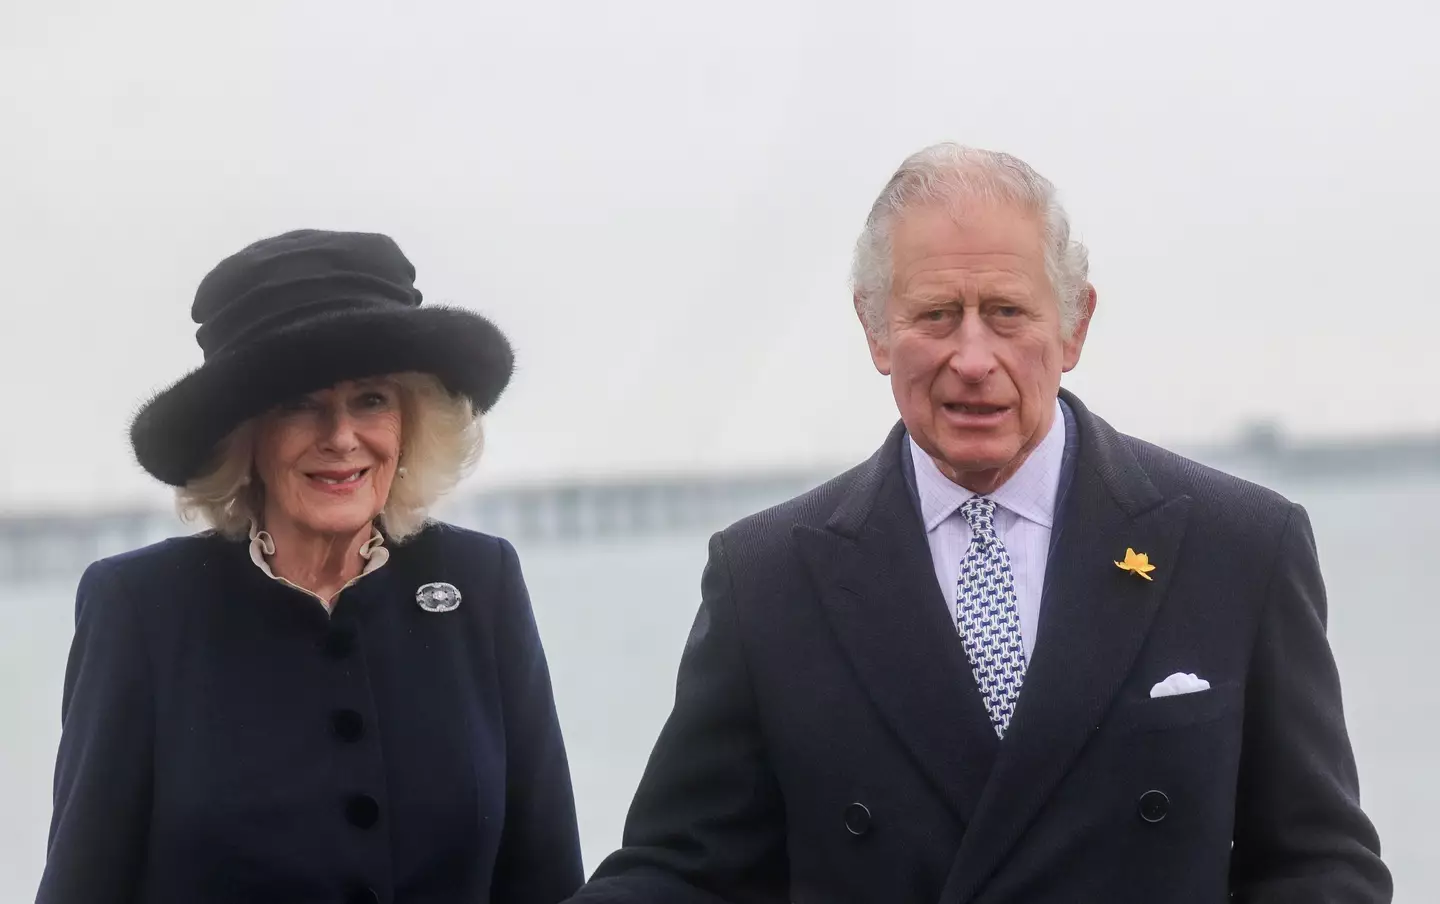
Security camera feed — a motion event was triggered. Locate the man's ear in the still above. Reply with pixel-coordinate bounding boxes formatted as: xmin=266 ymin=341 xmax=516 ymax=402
xmin=1061 ymin=283 xmax=1097 ymax=372
xmin=855 ymin=294 xmax=891 ymax=375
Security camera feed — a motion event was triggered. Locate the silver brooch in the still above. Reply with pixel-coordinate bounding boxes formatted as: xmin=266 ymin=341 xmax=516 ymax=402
xmin=416 ymin=582 xmax=462 ymax=613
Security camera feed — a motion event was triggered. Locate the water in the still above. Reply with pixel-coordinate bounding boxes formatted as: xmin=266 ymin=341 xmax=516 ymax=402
xmin=3 ymin=473 xmax=1436 ymax=901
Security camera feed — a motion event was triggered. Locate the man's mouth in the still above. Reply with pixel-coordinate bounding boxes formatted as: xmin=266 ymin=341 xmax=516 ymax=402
xmin=944 ymin=403 xmax=1009 ymax=415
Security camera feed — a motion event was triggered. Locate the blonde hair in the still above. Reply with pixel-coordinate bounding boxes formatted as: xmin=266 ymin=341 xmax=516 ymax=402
xmin=176 ymin=372 xmax=484 ymax=542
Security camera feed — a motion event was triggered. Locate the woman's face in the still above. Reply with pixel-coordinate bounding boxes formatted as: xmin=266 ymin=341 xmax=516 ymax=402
xmin=254 ymin=378 xmax=403 ymax=539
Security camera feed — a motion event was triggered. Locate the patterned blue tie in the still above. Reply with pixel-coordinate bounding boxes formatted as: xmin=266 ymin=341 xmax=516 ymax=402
xmin=955 ymin=496 xmax=1027 ymax=738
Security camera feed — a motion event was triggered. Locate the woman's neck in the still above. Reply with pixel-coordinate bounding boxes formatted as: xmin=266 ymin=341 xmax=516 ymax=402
xmin=262 ymin=517 xmax=372 ymax=602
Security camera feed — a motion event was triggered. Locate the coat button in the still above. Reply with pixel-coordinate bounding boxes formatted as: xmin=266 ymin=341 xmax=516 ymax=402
xmin=843 ymin=802 xmax=872 ymax=836
xmin=332 ymin=709 xmax=365 ymax=742
xmin=323 ymin=626 xmax=356 ymax=659
xmin=345 ymin=794 xmax=380 ymax=829
xmin=346 ymin=886 xmax=380 ymax=904
xmin=1139 ymin=790 xmax=1170 ymax=823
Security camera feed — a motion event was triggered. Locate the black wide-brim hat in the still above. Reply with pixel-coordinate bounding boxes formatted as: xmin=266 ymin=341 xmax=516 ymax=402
xmin=131 ymin=229 xmax=514 ymax=486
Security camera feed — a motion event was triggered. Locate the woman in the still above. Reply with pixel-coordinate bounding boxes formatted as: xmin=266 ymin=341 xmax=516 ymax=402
xmin=36 ymin=229 xmax=584 ymax=904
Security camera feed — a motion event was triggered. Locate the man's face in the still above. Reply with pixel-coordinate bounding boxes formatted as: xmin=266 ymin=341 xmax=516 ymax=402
xmin=862 ymin=201 xmax=1094 ymax=494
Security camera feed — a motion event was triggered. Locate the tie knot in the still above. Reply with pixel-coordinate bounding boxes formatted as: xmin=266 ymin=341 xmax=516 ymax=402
xmin=960 ymin=496 xmax=998 ymax=537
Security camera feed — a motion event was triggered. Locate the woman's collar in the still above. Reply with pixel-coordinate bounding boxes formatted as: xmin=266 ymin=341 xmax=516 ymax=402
xmin=246 ymin=519 xmax=390 ymax=580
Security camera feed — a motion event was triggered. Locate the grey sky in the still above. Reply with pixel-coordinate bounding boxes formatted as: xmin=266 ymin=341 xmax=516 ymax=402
xmin=2 ymin=0 xmax=1437 ymax=510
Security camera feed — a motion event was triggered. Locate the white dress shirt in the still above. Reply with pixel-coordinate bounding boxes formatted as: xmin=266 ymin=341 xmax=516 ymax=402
xmin=908 ymin=400 xmax=1066 ymax=660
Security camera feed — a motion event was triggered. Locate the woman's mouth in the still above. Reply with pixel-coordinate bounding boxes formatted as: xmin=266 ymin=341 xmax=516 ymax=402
xmin=307 ymin=468 xmax=370 ymax=491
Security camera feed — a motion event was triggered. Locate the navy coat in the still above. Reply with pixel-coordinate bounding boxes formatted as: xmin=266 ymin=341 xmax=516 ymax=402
xmin=37 ymin=522 xmax=584 ymax=904
xmin=572 ymin=390 xmax=1390 ymax=903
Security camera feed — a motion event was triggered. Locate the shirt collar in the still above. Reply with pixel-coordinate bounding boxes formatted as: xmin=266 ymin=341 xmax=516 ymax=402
xmin=247 ymin=519 xmax=390 ymax=581
xmin=908 ymin=398 xmax=1067 ymax=534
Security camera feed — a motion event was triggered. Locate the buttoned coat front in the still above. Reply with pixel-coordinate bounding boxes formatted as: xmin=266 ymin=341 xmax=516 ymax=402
xmin=36 ymin=522 xmax=583 ymax=904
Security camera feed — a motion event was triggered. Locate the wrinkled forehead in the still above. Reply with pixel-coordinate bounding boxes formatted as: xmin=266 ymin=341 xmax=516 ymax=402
xmin=889 ymin=202 xmax=1050 ymax=294
xmin=896 ymin=269 xmax=1041 ymax=304
xmin=891 ymin=199 xmax=1047 ymax=260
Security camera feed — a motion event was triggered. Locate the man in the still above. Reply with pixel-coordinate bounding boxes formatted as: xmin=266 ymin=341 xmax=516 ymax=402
xmin=571 ymin=144 xmax=1390 ymax=902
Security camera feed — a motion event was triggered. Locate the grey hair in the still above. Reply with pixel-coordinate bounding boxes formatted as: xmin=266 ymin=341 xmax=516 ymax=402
xmin=851 ymin=143 xmax=1090 ymax=338
xmin=176 ymin=372 xmax=484 ymax=542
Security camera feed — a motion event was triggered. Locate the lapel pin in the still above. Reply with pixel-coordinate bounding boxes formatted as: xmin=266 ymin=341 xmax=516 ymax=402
xmin=1115 ymin=548 xmax=1156 ymax=581
xmin=416 ymin=581 xmax=462 ymax=613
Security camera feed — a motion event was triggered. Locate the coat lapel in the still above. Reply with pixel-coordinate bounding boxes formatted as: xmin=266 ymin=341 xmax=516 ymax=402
xmin=940 ymin=392 xmax=1193 ymax=902
xmin=794 ymin=424 xmax=999 ymax=824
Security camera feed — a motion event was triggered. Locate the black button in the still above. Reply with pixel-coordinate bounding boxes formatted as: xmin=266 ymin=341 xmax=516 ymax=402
xmin=346 ymin=887 xmax=380 ymax=904
xmin=1139 ymin=789 xmax=1170 ymax=823
xmin=332 ymin=709 xmax=365 ymax=742
xmin=345 ymin=794 xmax=380 ymax=829
xmin=323 ymin=626 xmax=356 ymax=659
xmin=843 ymin=802 xmax=872 ymax=836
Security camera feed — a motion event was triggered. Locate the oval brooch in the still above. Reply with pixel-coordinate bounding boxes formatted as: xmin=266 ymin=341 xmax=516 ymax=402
xmin=416 ymin=581 xmax=462 ymax=613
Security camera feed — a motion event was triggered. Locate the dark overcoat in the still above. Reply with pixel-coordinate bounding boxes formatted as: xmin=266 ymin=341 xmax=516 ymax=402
xmin=37 ymin=521 xmax=583 ymax=904
xmin=572 ymin=390 xmax=1390 ymax=904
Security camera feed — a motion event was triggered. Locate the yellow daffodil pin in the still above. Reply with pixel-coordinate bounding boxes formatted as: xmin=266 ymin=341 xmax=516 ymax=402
xmin=1115 ymin=548 xmax=1156 ymax=581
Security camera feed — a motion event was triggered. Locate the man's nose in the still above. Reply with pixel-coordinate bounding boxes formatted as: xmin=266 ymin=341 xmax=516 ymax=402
xmin=948 ymin=315 xmax=997 ymax=383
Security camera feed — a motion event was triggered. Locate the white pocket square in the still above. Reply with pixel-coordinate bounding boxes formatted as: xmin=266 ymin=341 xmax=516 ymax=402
xmin=1149 ymin=672 xmax=1211 ymax=698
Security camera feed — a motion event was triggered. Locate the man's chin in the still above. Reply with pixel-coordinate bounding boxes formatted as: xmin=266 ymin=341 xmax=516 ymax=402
xmin=936 ymin=444 xmax=1018 ymax=474
xmin=931 ymin=444 xmax=1024 ymax=490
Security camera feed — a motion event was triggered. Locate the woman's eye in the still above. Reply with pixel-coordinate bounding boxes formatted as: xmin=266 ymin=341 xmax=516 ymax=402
xmin=277 ymin=397 xmax=320 ymax=413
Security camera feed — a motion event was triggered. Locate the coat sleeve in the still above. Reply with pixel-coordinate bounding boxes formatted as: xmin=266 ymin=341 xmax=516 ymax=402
xmin=35 ymin=560 xmax=154 ymax=904
xmin=569 ymin=531 xmax=788 ymax=904
xmin=1230 ymin=503 xmax=1393 ymax=902
xmin=489 ymin=538 xmax=586 ymax=903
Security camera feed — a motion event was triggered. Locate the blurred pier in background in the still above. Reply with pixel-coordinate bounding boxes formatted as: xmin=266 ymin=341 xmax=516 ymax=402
xmin=3 ymin=424 xmax=1437 ymax=585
